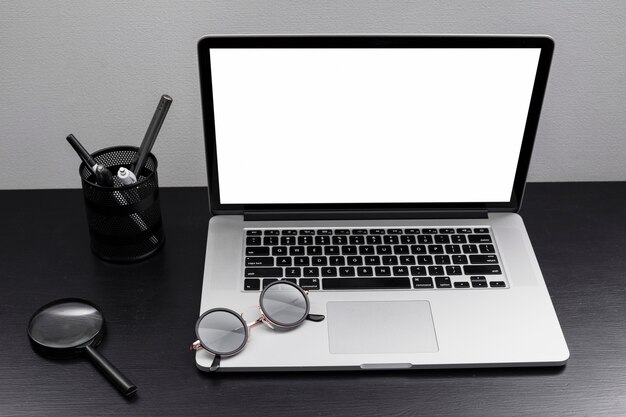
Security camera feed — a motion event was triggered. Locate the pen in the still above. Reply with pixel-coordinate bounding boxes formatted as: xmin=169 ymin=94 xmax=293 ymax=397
xmin=130 ymin=94 xmax=172 ymax=176
xmin=66 ymin=134 xmax=114 ymax=187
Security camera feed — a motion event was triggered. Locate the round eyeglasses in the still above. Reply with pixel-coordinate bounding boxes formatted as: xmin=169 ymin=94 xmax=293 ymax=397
xmin=191 ymin=280 xmax=325 ymax=371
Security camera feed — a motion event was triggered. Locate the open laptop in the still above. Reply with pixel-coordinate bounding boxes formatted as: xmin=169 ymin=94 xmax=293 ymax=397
xmin=195 ymin=35 xmax=569 ymax=371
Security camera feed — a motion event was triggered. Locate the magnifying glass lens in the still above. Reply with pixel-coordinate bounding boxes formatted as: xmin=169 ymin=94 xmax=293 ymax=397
xmin=28 ymin=301 xmax=103 ymax=349
xmin=197 ymin=310 xmax=247 ymax=355
xmin=260 ymin=282 xmax=308 ymax=327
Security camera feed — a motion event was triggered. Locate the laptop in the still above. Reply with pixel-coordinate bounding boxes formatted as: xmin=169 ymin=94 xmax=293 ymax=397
xmin=195 ymin=35 xmax=569 ymax=371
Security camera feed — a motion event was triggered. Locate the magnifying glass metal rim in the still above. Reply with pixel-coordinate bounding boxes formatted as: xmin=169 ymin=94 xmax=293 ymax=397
xmin=27 ymin=297 xmax=105 ymax=359
xmin=195 ymin=307 xmax=249 ymax=356
xmin=259 ymin=280 xmax=310 ymax=329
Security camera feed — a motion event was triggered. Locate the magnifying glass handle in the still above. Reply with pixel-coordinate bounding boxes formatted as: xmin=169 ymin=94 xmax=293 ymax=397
xmin=85 ymin=346 xmax=137 ymax=397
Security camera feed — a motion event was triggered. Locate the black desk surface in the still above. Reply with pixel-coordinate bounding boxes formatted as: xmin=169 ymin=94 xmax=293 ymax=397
xmin=2 ymin=183 xmax=625 ymax=416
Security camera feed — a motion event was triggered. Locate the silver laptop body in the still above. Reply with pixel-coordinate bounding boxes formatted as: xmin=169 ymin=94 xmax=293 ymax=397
xmin=195 ymin=35 xmax=569 ymax=371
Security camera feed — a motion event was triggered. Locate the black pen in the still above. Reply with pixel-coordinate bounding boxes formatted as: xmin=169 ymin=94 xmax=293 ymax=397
xmin=66 ymin=134 xmax=114 ymax=187
xmin=130 ymin=94 xmax=172 ymax=176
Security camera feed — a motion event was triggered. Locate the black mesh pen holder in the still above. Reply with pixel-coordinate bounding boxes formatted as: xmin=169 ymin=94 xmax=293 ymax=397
xmin=80 ymin=146 xmax=165 ymax=263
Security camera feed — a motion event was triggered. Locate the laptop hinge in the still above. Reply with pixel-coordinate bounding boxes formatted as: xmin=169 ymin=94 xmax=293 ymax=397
xmin=244 ymin=209 xmax=488 ymax=221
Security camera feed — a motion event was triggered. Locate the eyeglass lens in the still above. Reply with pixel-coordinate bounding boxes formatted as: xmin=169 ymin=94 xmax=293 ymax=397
xmin=197 ymin=310 xmax=247 ymax=355
xmin=261 ymin=282 xmax=308 ymax=327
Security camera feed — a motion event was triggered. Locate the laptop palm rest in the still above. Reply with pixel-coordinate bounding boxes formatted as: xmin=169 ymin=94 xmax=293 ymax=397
xmin=327 ymin=301 xmax=439 ymax=355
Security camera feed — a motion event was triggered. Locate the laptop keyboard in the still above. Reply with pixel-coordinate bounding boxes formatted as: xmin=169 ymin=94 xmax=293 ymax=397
xmin=242 ymin=227 xmax=508 ymax=291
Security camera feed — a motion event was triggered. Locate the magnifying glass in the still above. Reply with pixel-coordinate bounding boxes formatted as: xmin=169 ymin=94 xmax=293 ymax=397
xmin=27 ymin=298 xmax=137 ymax=397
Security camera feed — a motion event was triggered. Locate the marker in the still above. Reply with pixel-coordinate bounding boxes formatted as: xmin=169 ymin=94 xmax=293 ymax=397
xmin=66 ymin=134 xmax=114 ymax=187
xmin=130 ymin=94 xmax=172 ymax=176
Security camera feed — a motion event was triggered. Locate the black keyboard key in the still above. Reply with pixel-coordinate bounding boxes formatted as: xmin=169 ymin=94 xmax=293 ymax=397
xmin=410 ymin=266 xmax=427 ymax=276
xmin=468 ymin=234 xmax=492 ymax=243
xmin=246 ymin=247 xmax=270 ymax=256
xmin=462 ymin=244 xmax=479 ymax=254
xmin=439 ymin=228 xmax=455 ymax=234
xmin=435 ymin=276 xmax=452 ymax=288
xmin=286 ymin=267 xmax=301 ymax=277
xmin=370 ymin=229 xmax=386 ymax=234
xmin=446 ymin=266 xmax=462 ymax=275
xmin=244 ymin=279 xmax=260 ymax=290
xmin=454 ymin=282 xmax=470 ymax=288
xmin=418 ymin=235 xmax=433 ymax=244
xmin=276 ymin=257 xmax=292 ymax=266
xmin=315 ymin=236 xmax=331 ymax=245
xmin=322 ymin=267 xmax=337 ymax=277
xmin=294 ymin=257 xmax=309 ymax=266
xmin=357 ymin=266 xmax=373 ymax=276
xmin=445 ymin=245 xmax=461 ymax=254
xmin=434 ymin=235 xmax=450 ymax=244
xmin=299 ymin=278 xmax=320 ymax=290
xmin=472 ymin=281 xmax=488 ymax=288
xmin=400 ymin=235 xmax=416 ymax=244
xmin=382 ymin=256 xmax=398 ymax=265
xmin=300 ymin=230 xmax=315 ymax=235
xmin=417 ymin=255 xmax=433 ymax=265
xmin=428 ymin=266 xmax=444 ymax=275
xmin=352 ymin=229 xmax=368 ymax=235
xmin=281 ymin=236 xmax=296 ymax=246
xmin=307 ymin=246 xmax=323 ymax=255
xmin=383 ymin=235 xmax=399 ymax=245
xmin=405 ymin=228 xmax=420 ymax=234
xmin=474 ymin=228 xmax=489 ymax=233
xmin=365 ymin=256 xmax=381 ymax=265
xmin=349 ymin=236 xmax=365 ymax=245
xmin=303 ymin=267 xmax=320 ymax=277
xmin=246 ymin=230 xmax=262 ymax=235
xmin=263 ymin=236 xmax=279 ymax=246
xmin=282 ymin=230 xmax=298 ymax=235
xmin=246 ymin=237 xmax=261 ymax=246
xmin=342 ymin=246 xmax=358 ymax=255
xmin=245 ymin=268 xmax=282 ymax=278
xmin=393 ymin=266 xmax=409 ymax=276
xmin=298 ymin=236 xmax=313 ymax=245
xmin=322 ymin=278 xmax=411 ymax=290
xmin=428 ymin=245 xmax=444 ymax=254
xmin=340 ymin=267 xmax=355 ymax=276
xmin=434 ymin=255 xmax=451 ymax=265
xmin=411 ymin=245 xmax=427 ymax=254
xmin=264 ymin=230 xmax=280 ymax=235
xmin=394 ymin=245 xmax=410 ymax=255
xmin=464 ymin=265 xmax=502 ymax=275
xmin=376 ymin=246 xmax=392 ymax=255
xmin=325 ymin=246 xmax=340 ymax=255
xmin=312 ymin=257 xmax=327 ymax=266
xmin=367 ymin=235 xmax=382 ymax=245
xmin=456 ymin=228 xmax=472 ymax=233
xmin=470 ymin=255 xmax=499 ymax=264
xmin=479 ymin=244 xmax=496 ymax=253
xmin=332 ymin=236 xmax=348 ymax=245
xmin=335 ymin=229 xmax=351 ymax=235
xmin=413 ymin=277 xmax=433 ymax=289
xmin=490 ymin=281 xmax=506 ymax=287
xmin=290 ymin=246 xmax=305 ymax=255
xmin=284 ymin=278 xmax=297 ymax=284
xmin=400 ymin=256 xmax=416 ymax=265
xmin=263 ymin=278 xmax=279 ymax=288
xmin=375 ymin=266 xmax=391 ymax=276
xmin=451 ymin=235 xmax=467 ymax=244
xmin=359 ymin=245 xmax=375 ymax=255
xmin=330 ymin=256 xmax=345 ymax=266
xmin=347 ymin=256 xmax=363 ymax=265
xmin=423 ymin=228 xmax=438 ymax=234
xmin=387 ymin=228 xmax=403 ymax=234
xmin=317 ymin=229 xmax=332 ymax=235
xmin=452 ymin=255 xmax=468 ymax=264
xmin=272 ymin=246 xmax=288 ymax=256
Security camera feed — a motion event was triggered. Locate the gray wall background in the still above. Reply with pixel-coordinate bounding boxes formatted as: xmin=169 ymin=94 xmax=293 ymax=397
xmin=1 ymin=0 xmax=624 ymax=190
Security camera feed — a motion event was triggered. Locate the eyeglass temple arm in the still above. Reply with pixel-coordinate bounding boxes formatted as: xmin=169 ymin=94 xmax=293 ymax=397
xmin=209 ymin=355 xmax=221 ymax=372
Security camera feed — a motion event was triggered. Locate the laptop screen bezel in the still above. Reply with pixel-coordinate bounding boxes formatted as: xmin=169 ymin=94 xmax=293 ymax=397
xmin=198 ymin=35 xmax=553 ymax=215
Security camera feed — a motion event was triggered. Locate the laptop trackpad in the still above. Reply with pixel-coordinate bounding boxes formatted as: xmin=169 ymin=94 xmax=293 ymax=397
xmin=327 ymin=301 xmax=439 ymax=354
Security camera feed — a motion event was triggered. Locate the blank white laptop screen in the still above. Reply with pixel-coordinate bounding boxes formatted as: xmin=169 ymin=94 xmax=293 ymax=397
xmin=210 ymin=48 xmax=541 ymax=204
